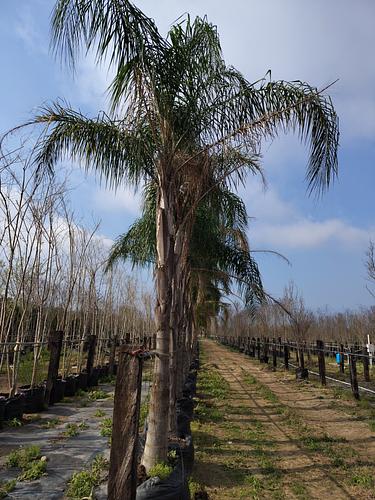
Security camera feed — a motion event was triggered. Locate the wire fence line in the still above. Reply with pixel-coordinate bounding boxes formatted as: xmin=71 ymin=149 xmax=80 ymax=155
xmin=215 ymin=335 xmax=375 ymax=401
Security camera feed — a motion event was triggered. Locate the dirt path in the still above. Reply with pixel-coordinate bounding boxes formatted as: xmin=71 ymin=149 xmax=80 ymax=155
xmin=192 ymin=340 xmax=375 ymax=500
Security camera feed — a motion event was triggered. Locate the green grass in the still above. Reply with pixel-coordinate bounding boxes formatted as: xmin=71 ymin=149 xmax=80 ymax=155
xmin=94 ymin=409 xmax=106 ymax=418
xmin=66 ymin=455 xmax=109 ymax=499
xmin=6 ymin=445 xmax=41 ymax=468
xmin=17 ymin=460 xmax=47 ymax=481
xmin=0 ymin=480 xmax=16 ymax=499
xmin=290 ymin=481 xmax=310 ymax=499
xmin=5 ymin=446 xmax=46 ymax=482
xmin=199 ymin=366 xmax=229 ymax=400
xmin=5 ymin=417 xmax=23 ymax=428
xmin=88 ymin=389 xmax=109 ymax=401
xmin=41 ymin=418 xmax=60 ymax=429
xmin=148 ymin=462 xmax=173 ymax=480
xmin=63 ymin=422 xmax=88 ymax=438
xmin=99 ymin=417 xmax=112 ymax=438
xmin=349 ymin=467 xmax=375 ymax=489
xmin=140 ymin=396 xmax=150 ymax=428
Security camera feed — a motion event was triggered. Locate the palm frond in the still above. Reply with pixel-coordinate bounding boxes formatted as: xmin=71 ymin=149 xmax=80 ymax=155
xmin=34 ymin=101 xmax=155 ymax=187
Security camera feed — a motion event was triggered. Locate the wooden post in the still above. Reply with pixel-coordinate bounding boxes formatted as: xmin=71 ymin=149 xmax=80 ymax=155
xmin=284 ymin=343 xmax=289 ymax=370
xmin=262 ymin=337 xmax=269 ymax=363
xmin=363 ymin=346 xmax=370 ymax=382
xmin=256 ymin=338 xmax=261 ymax=360
xmin=349 ymin=349 xmax=360 ymax=400
xmin=44 ymin=331 xmax=63 ymax=407
xmin=340 ymin=344 xmax=345 ymax=373
xmin=317 ymin=340 xmax=326 ymax=386
xmin=108 ymin=347 xmax=143 ymax=500
xmin=272 ymin=338 xmax=277 ymax=370
xmin=86 ymin=334 xmax=97 ymax=378
xmin=109 ymin=336 xmax=118 ymax=376
xmin=251 ymin=337 xmax=256 ymax=357
xmin=299 ymin=347 xmax=305 ymax=370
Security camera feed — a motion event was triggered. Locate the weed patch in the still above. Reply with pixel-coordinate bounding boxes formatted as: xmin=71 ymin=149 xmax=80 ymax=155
xmin=66 ymin=455 xmax=108 ymax=499
xmin=0 ymin=480 xmax=16 ymax=499
xmin=5 ymin=446 xmax=46 ymax=482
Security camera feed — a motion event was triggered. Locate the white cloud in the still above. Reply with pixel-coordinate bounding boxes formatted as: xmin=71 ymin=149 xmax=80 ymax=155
xmin=94 ymin=186 xmax=142 ymax=217
xmin=240 ymin=179 xmax=374 ymax=250
xmin=251 ymin=218 xmax=372 ymax=250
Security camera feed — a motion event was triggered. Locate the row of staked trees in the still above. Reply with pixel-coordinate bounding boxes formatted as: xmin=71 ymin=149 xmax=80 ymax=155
xmin=10 ymin=0 xmax=339 ymax=469
xmin=0 ymin=144 xmax=153 ymax=396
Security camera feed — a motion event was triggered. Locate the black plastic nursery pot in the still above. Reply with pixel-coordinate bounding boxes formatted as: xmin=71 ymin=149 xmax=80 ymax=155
xmin=101 ymin=364 xmax=109 ymax=378
xmin=18 ymin=384 xmax=45 ymax=413
xmin=50 ymin=378 xmax=66 ymax=404
xmin=295 ymin=367 xmax=309 ymax=380
xmin=64 ymin=375 xmax=77 ymax=397
xmin=0 ymin=397 xmax=6 ymax=429
xmin=88 ymin=367 xmax=100 ymax=387
xmin=0 ymin=393 xmax=25 ymax=421
xmin=78 ymin=371 xmax=88 ymax=390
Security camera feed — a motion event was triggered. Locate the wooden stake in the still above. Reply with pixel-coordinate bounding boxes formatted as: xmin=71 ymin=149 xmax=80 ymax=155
xmin=340 ymin=344 xmax=345 ymax=373
xmin=44 ymin=331 xmax=63 ymax=407
xmin=284 ymin=343 xmax=289 ymax=371
xmin=363 ymin=346 xmax=370 ymax=382
xmin=108 ymin=347 xmax=143 ymax=500
xmin=317 ymin=340 xmax=326 ymax=386
xmin=86 ymin=334 xmax=97 ymax=378
xmin=272 ymin=338 xmax=277 ymax=369
xmin=349 ymin=348 xmax=360 ymax=400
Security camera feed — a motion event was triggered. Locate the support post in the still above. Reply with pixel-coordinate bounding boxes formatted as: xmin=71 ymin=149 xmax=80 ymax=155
xmin=86 ymin=334 xmax=97 ymax=378
xmin=44 ymin=331 xmax=63 ymax=407
xmin=317 ymin=340 xmax=326 ymax=386
xmin=363 ymin=346 xmax=370 ymax=382
xmin=108 ymin=347 xmax=143 ymax=500
xmin=109 ymin=335 xmax=118 ymax=376
xmin=272 ymin=338 xmax=277 ymax=370
xmin=349 ymin=348 xmax=360 ymax=400
xmin=284 ymin=343 xmax=289 ymax=370
xmin=256 ymin=337 xmax=261 ymax=360
xmin=340 ymin=344 xmax=345 ymax=373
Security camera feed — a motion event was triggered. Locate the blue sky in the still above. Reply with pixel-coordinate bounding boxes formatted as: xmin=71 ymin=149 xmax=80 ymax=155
xmin=1 ymin=0 xmax=374 ymax=311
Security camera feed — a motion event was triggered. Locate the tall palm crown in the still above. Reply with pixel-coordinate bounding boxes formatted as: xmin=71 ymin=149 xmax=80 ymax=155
xmin=37 ymin=3 xmax=338 ymax=198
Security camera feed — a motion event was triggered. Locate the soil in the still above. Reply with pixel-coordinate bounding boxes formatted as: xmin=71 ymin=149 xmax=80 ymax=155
xmin=192 ymin=340 xmax=375 ymax=500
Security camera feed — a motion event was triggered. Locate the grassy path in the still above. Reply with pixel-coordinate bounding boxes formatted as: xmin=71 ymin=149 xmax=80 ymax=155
xmin=191 ymin=340 xmax=375 ymax=500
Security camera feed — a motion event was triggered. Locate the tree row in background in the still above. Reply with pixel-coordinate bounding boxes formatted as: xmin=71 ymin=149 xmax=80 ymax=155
xmin=0 ymin=145 xmax=153 ymax=396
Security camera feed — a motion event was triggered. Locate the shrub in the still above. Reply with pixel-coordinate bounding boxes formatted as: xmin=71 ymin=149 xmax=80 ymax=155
xmin=0 ymin=480 xmax=16 ymax=499
xmin=66 ymin=455 xmax=109 ymax=499
xmin=88 ymin=389 xmax=109 ymax=401
xmin=148 ymin=462 xmax=173 ymax=481
xmin=6 ymin=446 xmax=41 ymax=468
xmin=18 ymin=460 xmax=47 ymax=481
xmin=94 ymin=409 xmax=105 ymax=418
xmin=99 ymin=418 xmax=112 ymax=438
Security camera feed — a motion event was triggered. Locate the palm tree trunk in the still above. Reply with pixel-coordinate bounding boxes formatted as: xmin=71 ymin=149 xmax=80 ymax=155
xmin=142 ymin=186 xmax=174 ymax=470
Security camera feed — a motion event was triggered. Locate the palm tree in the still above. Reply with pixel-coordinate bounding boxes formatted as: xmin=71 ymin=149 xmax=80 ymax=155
xmin=26 ymin=1 xmax=339 ymax=467
xmin=108 ymin=180 xmax=264 ymax=432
